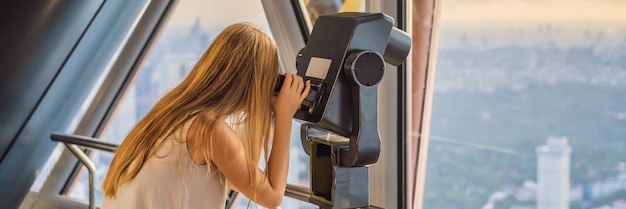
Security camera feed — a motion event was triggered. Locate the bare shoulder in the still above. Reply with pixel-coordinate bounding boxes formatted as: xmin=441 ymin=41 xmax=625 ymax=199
xmin=189 ymin=114 xmax=233 ymax=138
xmin=213 ymin=120 xmax=237 ymax=139
xmin=189 ymin=114 xmax=240 ymax=149
xmin=187 ymin=115 xmax=239 ymax=164
xmin=210 ymin=120 xmax=241 ymax=154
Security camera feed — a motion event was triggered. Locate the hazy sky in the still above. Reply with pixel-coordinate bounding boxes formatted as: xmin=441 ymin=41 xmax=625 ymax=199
xmin=437 ymin=0 xmax=626 ymax=50
xmin=442 ymin=0 xmax=626 ymax=23
xmin=163 ymin=0 xmax=271 ymax=33
xmin=161 ymin=0 xmax=626 ymax=29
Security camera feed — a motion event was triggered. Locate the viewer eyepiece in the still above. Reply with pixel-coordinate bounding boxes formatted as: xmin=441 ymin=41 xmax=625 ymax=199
xmin=273 ymin=74 xmax=285 ymax=95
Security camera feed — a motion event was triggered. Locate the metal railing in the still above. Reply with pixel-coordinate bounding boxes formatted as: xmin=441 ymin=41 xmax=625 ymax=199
xmin=50 ymin=133 xmax=316 ymax=209
xmin=51 ymin=133 xmax=118 ymax=209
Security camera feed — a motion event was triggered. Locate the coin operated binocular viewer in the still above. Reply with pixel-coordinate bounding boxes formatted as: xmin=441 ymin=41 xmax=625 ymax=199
xmin=276 ymin=12 xmax=411 ymax=208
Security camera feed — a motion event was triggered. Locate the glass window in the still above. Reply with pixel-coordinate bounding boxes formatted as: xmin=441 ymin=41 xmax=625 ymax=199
xmin=65 ymin=1 xmax=309 ymax=208
xmin=302 ymin=0 xmax=365 ymax=26
xmin=30 ymin=144 xmax=63 ymax=192
xmin=29 ymin=1 xmax=150 ymax=193
xmin=425 ymin=0 xmax=626 ymax=209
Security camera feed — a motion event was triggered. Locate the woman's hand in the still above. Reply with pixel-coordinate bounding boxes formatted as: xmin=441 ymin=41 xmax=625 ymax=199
xmin=272 ymin=72 xmax=310 ymax=119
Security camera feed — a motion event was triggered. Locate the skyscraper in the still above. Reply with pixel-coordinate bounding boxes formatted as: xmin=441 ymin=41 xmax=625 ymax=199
xmin=536 ymin=136 xmax=572 ymax=209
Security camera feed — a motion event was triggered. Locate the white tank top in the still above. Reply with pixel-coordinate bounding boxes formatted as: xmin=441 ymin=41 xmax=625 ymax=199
xmin=101 ymin=117 xmax=227 ymax=209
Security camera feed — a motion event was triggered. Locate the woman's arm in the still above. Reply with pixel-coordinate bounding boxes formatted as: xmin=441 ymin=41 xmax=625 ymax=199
xmin=210 ymin=73 xmax=309 ymax=208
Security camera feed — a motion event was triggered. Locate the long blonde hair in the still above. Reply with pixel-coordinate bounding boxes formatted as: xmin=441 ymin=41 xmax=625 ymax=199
xmin=102 ymin=23 xmax=279 ymax=197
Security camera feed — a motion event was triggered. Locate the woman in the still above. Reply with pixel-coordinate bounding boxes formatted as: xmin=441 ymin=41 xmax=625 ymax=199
xmin=101 ymin=23 xmax=310 ymax=209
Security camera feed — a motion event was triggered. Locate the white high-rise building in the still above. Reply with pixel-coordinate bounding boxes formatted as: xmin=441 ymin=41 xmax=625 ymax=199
xmin=536 ymin=136 xmax=572 ymax=209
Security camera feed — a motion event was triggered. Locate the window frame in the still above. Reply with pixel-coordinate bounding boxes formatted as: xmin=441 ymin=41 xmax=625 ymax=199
xmin=408 ymin=0 xmax=441 ymax=208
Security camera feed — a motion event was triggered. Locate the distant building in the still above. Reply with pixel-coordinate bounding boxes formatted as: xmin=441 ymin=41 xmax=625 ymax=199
xmin=536 ymin=136 xmax=572 ymax=209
